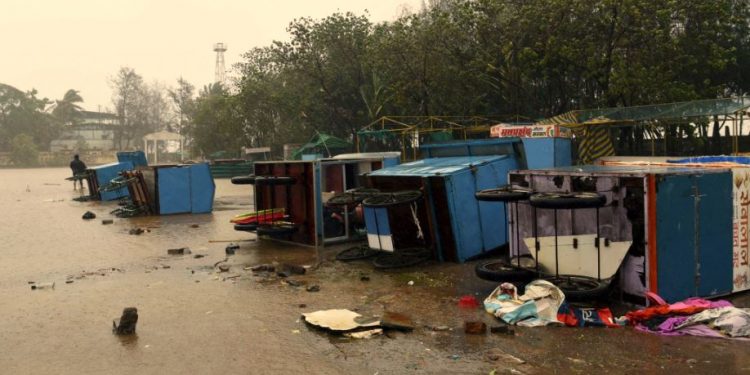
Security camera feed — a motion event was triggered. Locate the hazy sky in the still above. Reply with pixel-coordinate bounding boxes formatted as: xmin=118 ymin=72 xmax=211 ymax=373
xmin=1 ymin=0 xmax=421 ymax=111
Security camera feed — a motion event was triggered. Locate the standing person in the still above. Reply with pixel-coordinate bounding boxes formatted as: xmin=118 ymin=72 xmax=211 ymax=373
xmin=70 ymin=154 xmax=87 ymax=190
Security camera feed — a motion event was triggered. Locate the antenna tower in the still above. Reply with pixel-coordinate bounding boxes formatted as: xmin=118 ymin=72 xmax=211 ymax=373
xmin=213 ymin=42 xmax=227 ymax=84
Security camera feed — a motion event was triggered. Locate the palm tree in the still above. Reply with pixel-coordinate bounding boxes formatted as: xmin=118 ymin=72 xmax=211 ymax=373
xmin=52 ymin=89 xmax=84 ymax=125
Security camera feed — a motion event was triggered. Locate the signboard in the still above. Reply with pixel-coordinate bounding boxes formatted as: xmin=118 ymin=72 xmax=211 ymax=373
xmin=733 ymin=168 xmax=750 ymax=292
xmin=490 ymin=124 xmax=572 ymax=139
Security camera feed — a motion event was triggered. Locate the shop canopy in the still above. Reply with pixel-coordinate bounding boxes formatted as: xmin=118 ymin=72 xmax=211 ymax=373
xmin=291 ymin=133 xmax=352 ymax=159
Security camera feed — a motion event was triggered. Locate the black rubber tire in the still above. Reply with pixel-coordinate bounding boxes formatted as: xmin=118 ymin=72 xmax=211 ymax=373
xmin=543 ymin=275 xmax=610 ymax=301
xmin=372 ymin=248 xmax=431 ymax=269
xmin=326 ymin=188 xmax=380 ymax=207
xmin=234 ymin=223 xmax=258 ymax=232
xmin=475 ymin=260 xmax=536 ymax=282
xmin=529 ymin=192 xmax=606 ymax=209
xmin=475 ymin=186 xmax=532 ymax=202
xmin=253 ymin=176 xmax=296 ymax=185
xmin=256 ymin=224 xmax=297 ymax=236
xmin=336 ymin=245 xmax=379 ymax=261
xmin=231 ymin=175 xmax=256 ymax=185
xmin=362 ymin=190 xmax=422 ymax=208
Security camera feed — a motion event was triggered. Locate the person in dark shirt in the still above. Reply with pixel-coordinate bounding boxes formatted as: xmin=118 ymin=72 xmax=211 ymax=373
xmin=70 ymin=154 xmax=87 ymax=190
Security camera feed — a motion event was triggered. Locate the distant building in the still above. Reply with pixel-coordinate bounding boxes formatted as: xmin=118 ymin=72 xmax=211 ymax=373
xmin=50 ymin=110 xmax=118 ymax=152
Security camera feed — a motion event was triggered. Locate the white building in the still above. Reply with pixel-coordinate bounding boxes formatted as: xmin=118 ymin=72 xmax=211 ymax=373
xmin=50 ymin=111 xmax=118 ymax=152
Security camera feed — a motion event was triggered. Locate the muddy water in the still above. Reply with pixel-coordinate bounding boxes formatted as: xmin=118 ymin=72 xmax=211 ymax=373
xmin=1 ymin=168 xmax=749 ymax=374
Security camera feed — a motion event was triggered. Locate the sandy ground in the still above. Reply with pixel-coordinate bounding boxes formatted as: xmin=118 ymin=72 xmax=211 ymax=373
xmin=1 ymin=167 xmax=749 ymax=375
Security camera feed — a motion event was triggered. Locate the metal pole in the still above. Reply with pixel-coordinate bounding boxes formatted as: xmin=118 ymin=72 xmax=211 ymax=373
xmin=596 ymin=207 xmax=601 ymax=281
xmin=515 ymin=201 xmax=521 ymax=269
xmin=554 ymin=208 xmax=559 ymax=278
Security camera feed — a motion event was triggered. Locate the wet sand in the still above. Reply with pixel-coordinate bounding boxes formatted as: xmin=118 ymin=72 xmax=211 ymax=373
xmin=1 ymin=168 xmax=749 ymax=374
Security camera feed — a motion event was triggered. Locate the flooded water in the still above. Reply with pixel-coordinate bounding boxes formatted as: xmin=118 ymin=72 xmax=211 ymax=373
xmin=1 ymin=168 xmax=749 ymax=374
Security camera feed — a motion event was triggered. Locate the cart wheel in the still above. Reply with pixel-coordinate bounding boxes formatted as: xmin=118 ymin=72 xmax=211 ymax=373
xmin=529 ymin=192 xmax=606 ymax=209
xmin=372 ymin=248 xmax=431 ymax=269
xmin=362 ymin=190 xmax=422 ymax=208
xmin=475 ymin=186 xmax=532 ymax=202
xmin=543 ymin=275 xmax=609 ymax=301
xmin=253 ymin=176 xmax=296 ymax=185
xmin=475 ymin=259 xmax=536 ymax=282
xmin=230 ymin=175 xmax=256 ymax=185
xmin=335 ymin=245 xmax=379 ymax=261
xmin=326 ymin=188 xmax=380 ymax=207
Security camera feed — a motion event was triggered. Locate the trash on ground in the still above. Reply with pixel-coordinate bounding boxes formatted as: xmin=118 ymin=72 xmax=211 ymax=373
xmin=430 ymin=325 xmax=450 ymax=331
xmin=490 ymin=325 xmax=515 ymax=335
xmin=190 ymin=224 xmax=200 ymax=228
xmin=407 ymin=280 xmax=414 ymax=286
xmin=380 ymin=311 xmax=415 ymax=331
xmin=113 ymin=307 xmax=138 ymax=335
xmin=129 ymin=228 xmax=145 ymax=235
xmin=558 ymin=302 xmax=618 ymax=327
xmin=102 ymin=219 xmax=114 ymax=225
xmin=345 ymin=328 xmax=383 ymax=339
xmin=277 ymin=264 xmax=306 ymax=278
xmin=218 ymin=264 xmax=231 ymax=272
xmin=458 ymin=295 xmax=480 ymax=309
xmin=360 ymin=275 xmax=370 ymax=282
xmin=30 ymin=282 xmax=55 ymax=290
xmin=624 ymin=295 xmax=750 ymax=338
xmin=306 ymin=285 xmax=320 ymax=292
xmin=193 ymin=254 xmax=205 ymax=259
xmin=283 ymin=279 xmax=303 ymax=287
xmin=464 ymin=321 xmax=487 ymax=334
xmin=82 ymin=211 xmax=96 ymax=220
xmin=486 ymin=348 xmax=526 ymax=364
xmin=484 ymin=280 xmax=564 ymax=327
xmin=302 ymin=309 xmax=380 ymax=332
xmin=167 ymin=247 xmax=191 ymax=255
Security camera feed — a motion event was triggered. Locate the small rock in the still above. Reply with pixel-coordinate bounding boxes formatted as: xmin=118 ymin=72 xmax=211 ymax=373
xmin=381 ymin=311 xmax=415 ymax=331
xmin=432 ymin=325 xmax=450 ymax=332
xmin=190 ymin=224 xmax=199 ymax=228
xmin=464 ymin=321 xmax=487 ymax=335
xmin=193 ymin=254 xmax=205 ymax=259
xmin=486 ymin=348 xmax=526 ymax=364
xmin=306 ymin=285 xmax=320 ymax=292
xmin=218 ymin=264 xmax=230 ymax=272
xmin=129 ymin=228 xmax=144 ymax=235
xmin=82 ymin=211 xmax=96 ymax=220
xmin=299 ymin=304 xmax=307 ymax=308
xmin=360 ymin=275 xmax=370 ymax=282
xmin=686 ymin=359 xmax=698 ymax=365
xmin=407 ymin=280 xmax=414 ymax=286
xmin=112 ymin=307 xmax=138 ymax=335
xmin=102 ymin=219 xmax=114 ymax=225
xmin=161 ymin=265 xmax=171 ymax=269
xmin=225 ymin=243 xmax=240 ymax=255
xmin=65 ymin=280 xmax=74 ymax=284
xmin=277 ymin=264 xmax=306 ymax=278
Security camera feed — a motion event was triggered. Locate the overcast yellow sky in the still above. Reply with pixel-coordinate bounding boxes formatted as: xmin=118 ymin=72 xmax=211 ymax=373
xmin=1 ymin=0 xmax=420 ymax=111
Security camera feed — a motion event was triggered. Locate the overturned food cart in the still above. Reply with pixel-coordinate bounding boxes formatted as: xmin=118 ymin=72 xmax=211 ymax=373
xmin=230 ymin=153 xmax=401 ymax=246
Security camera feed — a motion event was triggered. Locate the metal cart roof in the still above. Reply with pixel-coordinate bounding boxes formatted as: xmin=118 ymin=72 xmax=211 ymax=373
xmin=369 ymin=155 xmax=510 ymax=177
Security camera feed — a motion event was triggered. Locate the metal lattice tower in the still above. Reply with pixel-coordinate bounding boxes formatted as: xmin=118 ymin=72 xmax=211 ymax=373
xmin=213 ymin=42 xmax=227 ymax=84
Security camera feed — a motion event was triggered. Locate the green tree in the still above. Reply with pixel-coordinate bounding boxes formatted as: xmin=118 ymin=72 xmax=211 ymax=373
xmin=0 ymin=83 xmax=57 ymax=151
xmin=52 ymin=89 xmax=84 ymax=125
xmin=10 ymin=133 xmax=39 ymax=166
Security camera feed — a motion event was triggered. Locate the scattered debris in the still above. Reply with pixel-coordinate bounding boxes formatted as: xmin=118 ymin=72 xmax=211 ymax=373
xmin=345 ymin=328 xmax=383 ymax=339
xmin=218 ymin=264 xmax=231 ymax=272
xmin=129 ymin=228 xmax=145 ymax=235
xmin=30 ymin=282 xmax=55 ymax=290
xmin=464 ymin=321 xmax=487 ymax=335
xmin=251 ymin=264 xmax=275 ymax=272
xmin=284 ymin=279 xmax=303 ymax=287
xmin=302 ymin=309 xmax=380 ymax=332
xmin=306 ymin=285 xmax=320 ymax=292
xmin=161 ymin=265 xmax=171 ymax=269
xmin=112 ymin=307 xmax=138 ymax=335
xmin=486 ymin=348 xmax=526 ymax=364
xmin=431 ymin=325 xmax=450 ymax=332
xmin=381 ymin=311 xmax=415 ymax=331
xmin=167 ymin=247 xmax=191 ymax=255
xmin=490 ymin=325 xmax=514 ymax=335
xmin=190 ymin=224 xmax=200 ymax=228
xmin=102 ymin=219 xmax=114 ymax=225
xmin=407 ymin=280 xmax=415 ymax=286
xmin=277 ymin=264 xmax=306 ymax=278
xmin=299 ymin=304 xmax=307 ymax=308
xmin=65 ymin=280 xmax=74 ymax=284
xmin=360 ymin=275 xmax=370 ymax=282
xmin=458 ymin=295 xmax=480 ymax=309
xmin=82 ymin=211 xmax=96 ymax=220
xmin=193 ymin=254 xmax=205 ymax=259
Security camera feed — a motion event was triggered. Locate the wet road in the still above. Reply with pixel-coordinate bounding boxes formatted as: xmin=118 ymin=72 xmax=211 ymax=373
xmin=1 ymin=168 xmax=749 ymax=374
